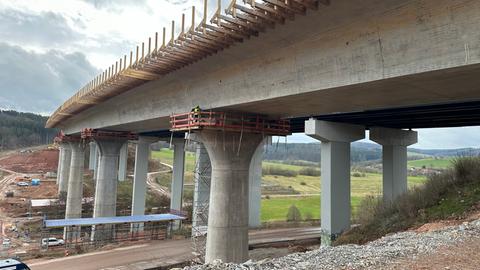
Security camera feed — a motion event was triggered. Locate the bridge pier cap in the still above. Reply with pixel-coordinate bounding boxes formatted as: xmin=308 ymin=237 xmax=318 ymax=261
xmin=370 ymin=127 xmax=418 ymax=146
xmin=305 ymin=119 xmax=365 ymax=245
xmin=370 ymin=127 xmax=418 ymax=202
xmin=196 ymin=129 xmax=263 ymax=264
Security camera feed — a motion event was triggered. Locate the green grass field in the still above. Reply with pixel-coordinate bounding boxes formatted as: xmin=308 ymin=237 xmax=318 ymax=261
xmin=151 ymin=148 xmax=196 ymax=184
xmin=407 ymin=158 xmax=453 ymax=169
xmin=261 ymin=196 xmax=367 ymax=221
xmin=151 ymin=148 xmax=196 ymax=171
xmin=261 ymin=173 xmax=426 ymax=222
xmin=150 ymin=149 xmax=429 ymax=222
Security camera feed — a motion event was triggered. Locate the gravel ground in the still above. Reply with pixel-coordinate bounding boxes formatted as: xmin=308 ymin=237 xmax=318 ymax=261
xmin=182 ymin=219 xmax=480 ymax=270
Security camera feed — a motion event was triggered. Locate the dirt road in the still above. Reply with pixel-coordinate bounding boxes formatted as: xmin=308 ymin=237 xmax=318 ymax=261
xmin=29 ymin=239 xmax=193 ymax=270
xmin=0 ymin=168 xmax=19 ymax=238
xmin=28 ymin=227 xmax=322 ymax=270
xmin=145 ymin=162 xmax=173 ymax=198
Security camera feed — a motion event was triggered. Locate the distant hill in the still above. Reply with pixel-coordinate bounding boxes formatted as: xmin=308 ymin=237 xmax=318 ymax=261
xmin=408 ymin=148 xmax=480 ymax=157
xmin=265 ymin=142 xmax=382 ymax=163
xmin=0 ymin=110 xmax=58 ymax=150
xmin=265 ymin=141 xmax=480 ymax=164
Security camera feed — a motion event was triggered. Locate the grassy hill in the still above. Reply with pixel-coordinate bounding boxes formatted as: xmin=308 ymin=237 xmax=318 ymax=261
xmin=151 ymin=148 xmax=427 ymax=222
xmin=261 ymin=162 xmax=425 ymax=221
xmin=336 ymin=157 xmax=480 ymax=245
xmin=408 ymin=158 xmax=453 ymax=169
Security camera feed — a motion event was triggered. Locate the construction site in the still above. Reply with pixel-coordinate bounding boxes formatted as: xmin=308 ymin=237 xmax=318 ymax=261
xmin=0 ymin=121 xmax=323 ymax=268
xmin=3 ymin=0 xmax=480 ymax=269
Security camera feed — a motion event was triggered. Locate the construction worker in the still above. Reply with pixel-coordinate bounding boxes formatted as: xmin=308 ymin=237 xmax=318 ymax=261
xmin=191 ymin=105 xmax=201 ymax=123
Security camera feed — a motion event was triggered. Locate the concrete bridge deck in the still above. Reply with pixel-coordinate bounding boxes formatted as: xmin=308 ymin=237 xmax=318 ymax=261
xmin=47 ymin=0 xmax=480 ymax=265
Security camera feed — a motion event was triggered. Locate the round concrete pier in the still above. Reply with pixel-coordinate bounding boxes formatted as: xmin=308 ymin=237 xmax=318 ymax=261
xmin=198 ymin=130 xmax=263 ymax=263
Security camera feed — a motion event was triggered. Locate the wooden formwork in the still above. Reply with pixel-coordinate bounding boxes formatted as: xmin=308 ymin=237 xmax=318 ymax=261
xmin=46 ymin=0 xmax=327 ymax=128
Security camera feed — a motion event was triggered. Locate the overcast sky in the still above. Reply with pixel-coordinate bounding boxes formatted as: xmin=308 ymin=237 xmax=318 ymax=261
xmin=0 ymin=0 xmax=478 ymax=149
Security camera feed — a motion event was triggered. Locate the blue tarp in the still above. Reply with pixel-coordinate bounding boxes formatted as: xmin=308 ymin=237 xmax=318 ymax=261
xmin=44 ymin=214 xmax=185 ymax=228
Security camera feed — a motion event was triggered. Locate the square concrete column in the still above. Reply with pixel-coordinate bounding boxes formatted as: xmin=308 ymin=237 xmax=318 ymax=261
xmin=118 ymin=142 xmax=128 ymax=182
xmin=248 ymin=137 xmax=270 ymax=228
xmin=88 ymin=142 xmax=97 ymax=171
xmin=57 ymin=143 xmax=72 ymax=196
xmin=192 ymin=142 xmax=211 ymax=233
xmin=170 ymin=138 xmax=186 ymax=230
xmin=64 ymin=141 xmax=85 ymax=241
xmin=131 ymin=136 xmax=156 ymax=232
xmin=92 ymin=138 xmax=126 ymax=241
xmin=370 ymin=127 xmax=418 ymax=202
xmin=305 ymin=119 xmax=365 ymax=246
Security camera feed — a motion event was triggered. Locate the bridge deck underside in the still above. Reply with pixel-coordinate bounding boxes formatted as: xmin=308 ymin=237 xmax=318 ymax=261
xmin=141 ymin=100 xmax=480 ymax=137
xmin=290 ymin=100 xmax=480 ymax=133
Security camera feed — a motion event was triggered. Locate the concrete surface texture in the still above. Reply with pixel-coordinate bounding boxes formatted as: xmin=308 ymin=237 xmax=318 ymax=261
xmin=64 ymin=141 xmax=85 ymax=240
xmin=117 ymin=142 xmax=128 ymax=182
xmin=57 ymin=143 xmax=71 ymax=195
xmin=198 ymin=130 xmax=264 ymax=263
xmin=192 ymin=142 xmax=211 ymax=230
xmin=171 ymin=138 xmax=186 ymax=229
xmin=88 ymin=142 xmax=97 ymax=171
xmin=370 ymin=127 xmax=418 ymax=201
xmin=305 ymin=119 xmax=365 ymax=245
xmin=248 ymin=137 xmax=269 ymax=228
xmin=131 ymin=137 xmax=155 ymax=216
xmin=56 ymin=145 xmax=64 ymax=184
xmin=92 ymin=138 xmax=126 ymax=240
xmin=58 ymin=0 xmax=480 ymax=134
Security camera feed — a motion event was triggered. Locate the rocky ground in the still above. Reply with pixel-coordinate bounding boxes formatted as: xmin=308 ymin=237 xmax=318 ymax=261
xmin=183 ymin=219 xmax=480 ymax=270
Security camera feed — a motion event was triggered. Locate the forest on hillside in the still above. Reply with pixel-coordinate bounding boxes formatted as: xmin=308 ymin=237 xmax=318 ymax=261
xmin=0 ymin=110 xmax=58 ymax=150
xmin=264 ymin=142 xmax=382 ymax=163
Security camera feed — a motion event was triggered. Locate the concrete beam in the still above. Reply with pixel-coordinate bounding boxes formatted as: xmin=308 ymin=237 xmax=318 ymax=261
xmin=170 ymin=138 xmax=186 ymax=230
xmin=198 ymin=130 xmax=263 ymax=263
xmin=131 ymin=136 xmax=156 ymax=232
xmin=305 ymin=119 xmax=365 ymax=246
xmin=64 ymin=141 xmax=85 ymax=241
xmin=370 ymin=127 xmax=418 ymax=201
xmin=118 ymin=142 xmax=128 ymax=182
xmin=60 ymin=0 xmax=480 ymax=134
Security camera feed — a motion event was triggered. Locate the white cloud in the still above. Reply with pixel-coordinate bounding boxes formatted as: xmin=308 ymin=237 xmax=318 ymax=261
xmin=0 ymin=0 xmax=479 ymax=149
xmin=0 ymin=43 xmax=99 ymax=114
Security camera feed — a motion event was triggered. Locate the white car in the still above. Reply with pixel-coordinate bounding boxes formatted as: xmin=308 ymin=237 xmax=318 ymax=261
xmin=16 ymin=182 xmax=29 ymax=187
xmin=2 ymin=238 xmax=10 ymax=248
xmin=41 ymin=237 xmax=64 ymax=247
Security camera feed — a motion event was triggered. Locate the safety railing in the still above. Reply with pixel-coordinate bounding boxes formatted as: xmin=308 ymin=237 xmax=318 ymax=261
xmin=170 ymin=111 xmax=291 ymax=135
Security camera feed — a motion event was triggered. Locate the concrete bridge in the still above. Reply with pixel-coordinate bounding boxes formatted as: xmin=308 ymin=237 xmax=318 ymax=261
xmin=48 ymin=0 xmax=480 ymax=264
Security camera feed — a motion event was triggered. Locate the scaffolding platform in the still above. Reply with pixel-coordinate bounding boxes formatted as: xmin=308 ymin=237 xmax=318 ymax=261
xmin=170 ymin=111 xmax=291 ymax=135
xmin=81 ymin=129 xmax=138 ymax=140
